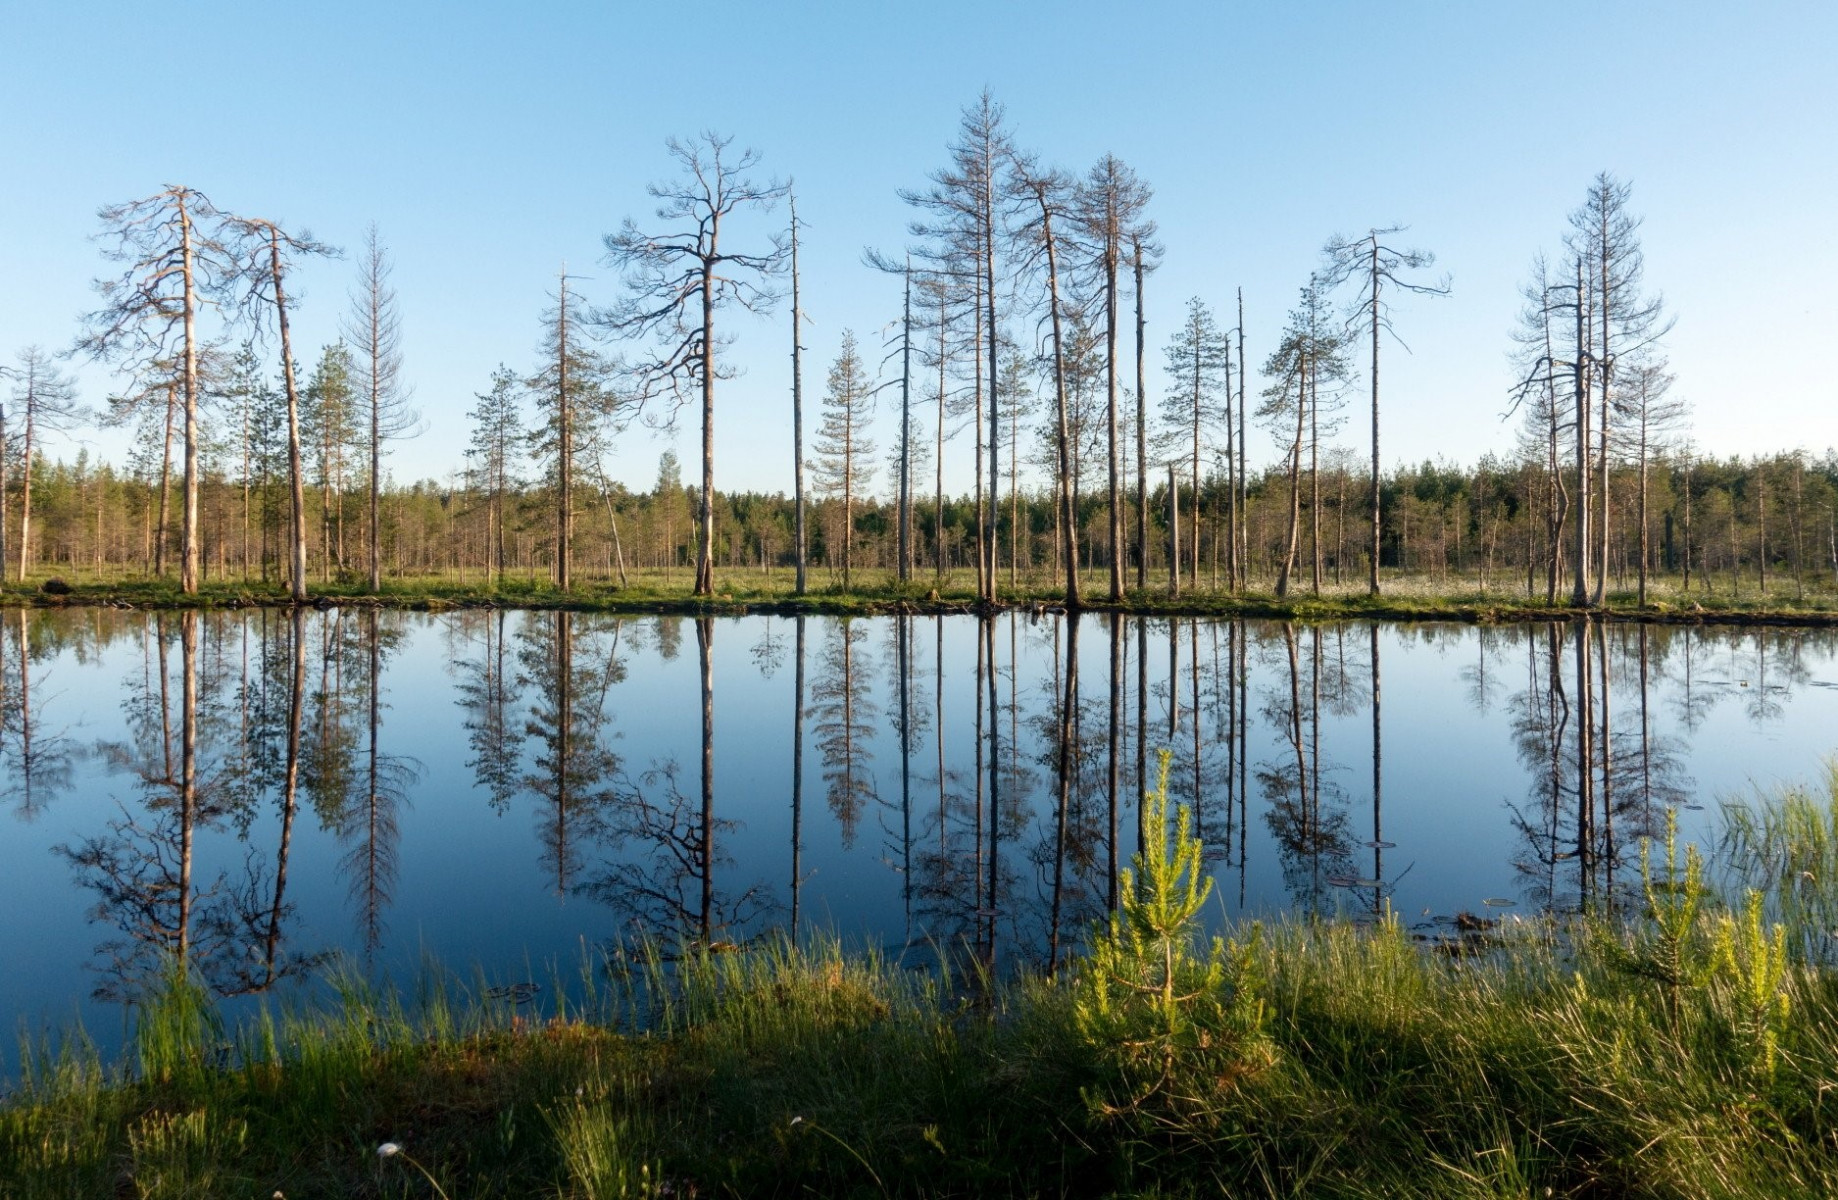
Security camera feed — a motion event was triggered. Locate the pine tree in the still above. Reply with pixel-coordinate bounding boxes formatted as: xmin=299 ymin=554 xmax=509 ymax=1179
xmin=466 ymin=366 xmax=524 ymax=581
xmin=812 ymin=331 xmax=876 ymax=587
xmin=304 ymin=343 xmax=359 ymax=578
xmin=526 ymin=272 xmax=607 ymax=591
xmin=8 ymin=348 xmax=82 ymax=582
xmin=1160 ymin=299 xmax=1231 ymax=588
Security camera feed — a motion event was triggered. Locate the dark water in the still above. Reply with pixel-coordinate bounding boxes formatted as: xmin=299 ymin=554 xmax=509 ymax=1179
xmin=3 ymin=608 xmax=1836 ymax=1061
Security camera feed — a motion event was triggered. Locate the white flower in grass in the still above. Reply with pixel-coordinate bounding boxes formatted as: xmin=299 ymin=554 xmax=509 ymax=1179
xmin=377 ymin=1142 xmax=403 ymax=1159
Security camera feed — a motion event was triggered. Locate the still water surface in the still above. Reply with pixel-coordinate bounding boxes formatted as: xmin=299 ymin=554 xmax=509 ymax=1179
xmin=2 ymin=608 xmax=1835 ymax=1060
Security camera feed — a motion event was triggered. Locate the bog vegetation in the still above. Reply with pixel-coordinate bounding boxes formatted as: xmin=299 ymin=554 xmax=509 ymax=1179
xmin=7 ymin=763 xmax=1838 ymax=1198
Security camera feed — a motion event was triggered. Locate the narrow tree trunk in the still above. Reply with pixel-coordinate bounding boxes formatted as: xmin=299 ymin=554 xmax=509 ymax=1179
xmin=1169 ymin=462 xmax=1181 ymax=598
xmin=696 ymin=244 xmax=717 ymax=596
xmin=1237 ymin=289 xmax=1249 ymax=593
xmin=1368 ymin=238 xmax=1383 ymax=596
xmin=178 ymin=197 xmax=202 ymax=594
xmin=17 ymin=413 xmax=32 ymax=583
xmin=983 ymin=150 xmax=999 ymax=605
xmin=557 ymin=274 xmax=573 ymax=593
xmin=1105 ymin=231 xmax=1123 ymax=603
xmin=269 ymin=229 xmax=311 ymax=604
xmin=1134 ymin=244 xmax=1149 ymax=591
xmin=1276 ymin=369 xmax=1305 ymax=597
xmin=1042 ymin=202 xmax=1079 ymax=610
xmin=157 ymin=384 xmax=176 ymax=579
xmin=1571 ymin=256 xmax=1592 ymax=607
xmin=900 ymin=263 xmax=913 ymax=585
xmin=791 ymin=197 xmax=807 ymax=595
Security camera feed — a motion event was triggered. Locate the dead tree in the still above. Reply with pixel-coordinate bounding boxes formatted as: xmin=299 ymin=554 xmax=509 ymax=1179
xmin=601 ymin=132 xmax=788 ymax=597
xmin=343 ymin=226 xmax=417 ymax=593
xmin=1074 ymin=155 xmax=1155 ymax=601
xmin=226 ymin=216 xmax=339 ymax=602
xmin=789 ymin=191 xmax=809 ymax=594
xmin=8 ymin=348 xmax=82 ymax=582
xmin=1160 ymin=299 xmax=1230 ymax=592
xmin=79 ymin=186 xmax=237 ymax=593
xmin=1131 ymin=231 xmax=1162 ymax=590
xmin=897 ymin=93 xmax=1010 ymax=602
xmin=1566 ymin=174 xmax=1671 ymax=607
xmin=1010 ymin=156 xmax=1081 ymax=608
xmin=1320 ymin=226 xmax=1447 ymax=596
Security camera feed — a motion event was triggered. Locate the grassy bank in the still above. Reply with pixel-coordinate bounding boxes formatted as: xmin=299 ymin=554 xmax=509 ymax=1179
xmin=8 ymin=769 xmax=1838 ymax=1198
xmin=4 ymin=566 xmax=1837 ymax=625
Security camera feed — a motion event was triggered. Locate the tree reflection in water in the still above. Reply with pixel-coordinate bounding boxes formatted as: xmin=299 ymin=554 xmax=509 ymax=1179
xmin=1 ymin=609 xmax=75 ymax=821
xmin=24 ymin=609 xmax=1834 ymax=1017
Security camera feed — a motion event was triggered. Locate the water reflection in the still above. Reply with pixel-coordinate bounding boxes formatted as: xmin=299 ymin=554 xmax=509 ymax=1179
xmin=1 ymin=610 xmax=75 ymax=820
xmin=10 ymin=610 xmax=1838 ymax=1028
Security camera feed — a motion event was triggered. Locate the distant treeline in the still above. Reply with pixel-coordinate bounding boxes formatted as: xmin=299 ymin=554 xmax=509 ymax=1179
xmin=7 ymin=447 xmax=1834 ymax=599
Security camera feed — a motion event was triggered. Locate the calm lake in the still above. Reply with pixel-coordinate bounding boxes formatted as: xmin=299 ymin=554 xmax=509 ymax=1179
xmin=3 ymin=608 xmax=1836 ymax=1062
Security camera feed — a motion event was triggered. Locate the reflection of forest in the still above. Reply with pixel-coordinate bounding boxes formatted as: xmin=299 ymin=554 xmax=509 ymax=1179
xmin=20 ymin=611 xmax=1836 ymax=1008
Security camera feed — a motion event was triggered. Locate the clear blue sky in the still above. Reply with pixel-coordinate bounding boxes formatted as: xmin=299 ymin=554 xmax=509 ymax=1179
xmin=3 ymin=0 xmax=1833 ymax=495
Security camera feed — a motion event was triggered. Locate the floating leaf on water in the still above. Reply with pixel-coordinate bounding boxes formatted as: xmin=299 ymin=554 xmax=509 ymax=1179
xmin=485 ymin=982 xmax=542 ymax=1005
xmin=1481 ymin=897 xmax=1516 ymax=908
xmin=1364 ymin=840 xmax=1397 ymax=849
xmin=1683 ymin=804 xmax=1706 ymax=811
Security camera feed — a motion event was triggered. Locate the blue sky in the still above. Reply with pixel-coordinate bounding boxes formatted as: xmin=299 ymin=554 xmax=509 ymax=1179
xmin=2 ymin=1 xmax=1833 ymax=494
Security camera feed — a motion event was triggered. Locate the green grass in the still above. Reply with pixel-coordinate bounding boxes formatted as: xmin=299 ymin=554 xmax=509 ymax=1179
xmin=9 ymin=769 xmax=1838 ymax=1198
xmin=5 ymin=564 xmax=1837 ymax=624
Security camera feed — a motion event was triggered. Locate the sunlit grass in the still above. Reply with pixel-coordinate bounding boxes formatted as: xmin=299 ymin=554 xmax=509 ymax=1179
xmin=5 ymin=563 xmax=1836 ymax=622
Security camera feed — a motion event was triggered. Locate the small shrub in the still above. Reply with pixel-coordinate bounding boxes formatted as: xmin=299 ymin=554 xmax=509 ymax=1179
xmin=1074 ymin=750 xmax=1271 ymax=1119
xmin=39 ymin=577 xmax=72 ymax=595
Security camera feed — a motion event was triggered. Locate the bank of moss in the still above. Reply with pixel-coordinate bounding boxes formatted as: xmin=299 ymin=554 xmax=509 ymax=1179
xmin=3 ymin=570 xmax=1836 ymax=626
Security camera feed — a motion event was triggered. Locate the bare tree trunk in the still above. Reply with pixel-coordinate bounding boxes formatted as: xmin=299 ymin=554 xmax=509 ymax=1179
xmin=178 ymin=198 xmax=202 ymax=595
xmin=1169 ymin=462 xmax=1181 ymax=598
xmin=1309 ymin=357 xmax=1321 ymax=596
xmin=1105 ymin=232 xmax=1123 ymax=604
xmin=1637 ymin=419 xmax=1650 ymax=607
xmin=1223 ymin=330 xmax=1238 ymax=592
xmin=157 ymin=384 xmax=176 ymax=579
xmin=697 ymin=249 xmax=717 ymax=596
xmin=1276 ymin=369 xmax=1305 ymax=597
xmin=1042 ymin=203 xmax=1080 ymax=609
xmin=557 ymin=273 xmax=573 ymax=593
xmin=901 ymin=263 xmax=914 ymax=585
xmin=1368 ymin=238 xmax=1382 ymax=596
xmin=983 ymin=151 xmax=999 ymax=605
xmin=973 ymin=269 xmax=987 ymax=602
xmin=268 ymin=228 xmax=311 ymax=604
xmin=1134 ymin=246 xmax=1149 ymax=591
xmin=791 ymin=196 xmax=808 ymax=595
xmin=1237 ymin=289 xmax=1249 ymax=593
xmin=935 ymin=313 xmax=946 ymax=582
xmin=17 ymin=413 xmax=31 ymax=582
xmin=1571 ymin=256 xmax=1592 ymax=607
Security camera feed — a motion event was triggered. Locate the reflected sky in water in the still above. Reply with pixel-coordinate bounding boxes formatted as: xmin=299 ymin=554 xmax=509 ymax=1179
xmin=3 ymin=608 xmax=1836 ymax=1062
